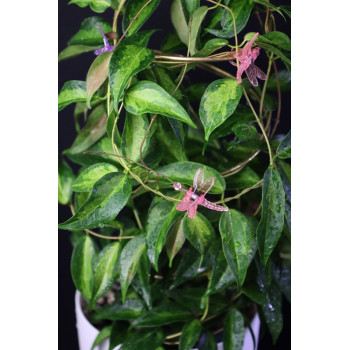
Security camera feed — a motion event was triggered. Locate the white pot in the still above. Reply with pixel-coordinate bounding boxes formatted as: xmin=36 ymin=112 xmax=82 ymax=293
xmin=75 ymin=291 xmax=260 ymax=350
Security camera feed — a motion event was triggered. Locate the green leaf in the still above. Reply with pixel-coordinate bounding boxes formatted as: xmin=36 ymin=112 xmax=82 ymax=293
xmin=109 ymin=322 xmax=129 ymax=350
xmin=179 ymin=319 xmax=202 ymax=350
xmin=199 ymin=332 xmax=217 ymax=350
xmin=167 ymin=287 xmax=205 ymax=313
xmin=257 ymin=168 xmax=285 ymax=266
xmin=121 ymin=329 xmax=164 ymax=349
xmin=259 ymin=31 xmax=291 ymax=51
xmin=58 ymin=173 xmax=131 ymax=230
xmin=206 ymin=0 xmax=253 ymax=38
xmin=124 ymin=81 xmax=196 ymax=128
xmin=58 ymin=80 xmax=87 ymax=111
xmin=166 ymin=219 xmax=186 ymax=268
xmin=256 ymin=41 xmax=291 ymax=71
xmin=199 ymin=78 xmax=243 ymax=141
xmin=131 ymin=250 xmax=152 ymax=309
xmin=252 ymin=0 xmax=286 ymax=20
xmin=267 ymin=69 xmax=291 ymax=91
xmin=242 ymin=281 xmax=266 ymax=305
xmin=121 ymin=112 xmax=151 ymax=163
xmin=58 ymin=159 xmax=75 ymax=205
xmin=58 ymin=45 xmax=101 ymax=62
xmin=195 ymin=38 xmax=229 ymax=57
xmin=276 ymin=159 xmax=291 ymax=203
xmin=145 ymin=196 xmax=181 ymax=271
xmin=181 ymin=0 xmax=200 ymax=22
xmin=122 ymin=0 xmax=161 ymax=36
xmin=233 ymin=124 xmax=257 ymax=140
xmin=171 ymin=0 xmax=189 ymax=44
xmin=90 ymin=241 xmax=122 ymax=306
xmin=276 ymin=131 xmax=291 ymax=159
xmin=161 ymin=32 xmax=186 ymax=52
xmin=72 ymin=163 xmax=120 ymax=192
xmin=120 ymin=236 xmax=146 ymax=302
xmin=94 ymin=299 xmax=145 ymax=320
xmin=225 ymin=166 xmax=260 ymax=190
xmin=68 ymin=17 xmax=112 ymax=46
xmin=206 ymin=250 xmax=236 ymax=296
xmin=68 ymin=105 xmax=107 ymax=154
xmin=152 ymin=161 xmax=226 ymax=194
xmin=219 ymin=209 xmax=256 ymax=288
xmin=122 ymin=30 xmax=157 ymax=47
xmin=69 ymin=0 xmax=111 ymax=13
xmin=189 ymin=6 xmax=209 ymax=55
xmin=132 ymin=301 xmax=191 ymax=327
xmin=183 ymin=213 xmax=215 ymax=255
xmin=91 ymin=324 xmax=112 ymax=350
xmin=71 ymin=235 xmax=96 ymax=301
xmin=274 ymin=260 xmax=291 ymax=303
xmin=109 ymin=44 xmax=155 ymax=113
xmin=86 ymin=51 xmax=112 ymax=108
xmin=223 ymin=308 xmax=245 ymax=350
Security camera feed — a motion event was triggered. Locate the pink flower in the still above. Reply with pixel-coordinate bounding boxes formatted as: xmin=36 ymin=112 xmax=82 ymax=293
xmin=230 ymin=32 xmax=267 ymax=86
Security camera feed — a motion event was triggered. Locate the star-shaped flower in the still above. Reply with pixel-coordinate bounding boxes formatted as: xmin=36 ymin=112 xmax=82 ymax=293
xmin=230 ymin=32 xmax=267 ymax=86
xmin=94 ymin=25 xmax=114 ymax=56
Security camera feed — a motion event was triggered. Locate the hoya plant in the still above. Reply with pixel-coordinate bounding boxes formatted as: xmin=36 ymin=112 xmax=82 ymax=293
xmin=58 ymin=0 xmax=291 ymax=349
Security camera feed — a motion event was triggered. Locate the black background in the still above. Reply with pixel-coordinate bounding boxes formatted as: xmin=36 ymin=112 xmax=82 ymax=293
xmin=58 ymin=1 xmax=291 ymax=348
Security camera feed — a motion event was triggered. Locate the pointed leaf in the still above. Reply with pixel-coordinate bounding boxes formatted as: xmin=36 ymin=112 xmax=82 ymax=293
xmin=69 ymin=0 xmax=111 ymax=13
xmin=122 ymin=30 xmax=157 ymax=47
xmin=91 ymin=325 xmax=112 ymax=350
xmin=124 ymin=81 xmax=197 ymax=128
xmin=109 ymin=43 xmax=155 ymax=113
xmin=198 ymin=332 xmax=217 ymax=350
xmin=276 ymin=131 xmax=291 ymax=159
xmin=181 ymin=0 xmax=200 ymax=22
xmin=94 ymin=299 xmax=146 ymax=320
xmin=258 ymin=31 xmax=291 ymax=51
xmin=90 ymin=241 xmax=121 ymax=305
xmin=256 ymin=40 xmax=291 ymax=71
xmin=171 ymin=0 xmax=189 ymax=44
xmin=225 ymin=166 xmax=260 ymax=190
xmin=145 ymin=197 xmax=181 ymax=271
xmin=120 ymin=236 xmax=146 ymax=302
xmin=68 ymin=105 xmax=107 ymax=154
xmin=122 ymin=0 xmax=161 ymax=36
xmin=257 ymin=168 xmax=285 ymax=266
xmin=71 ymin=235 xmax=96 ymax=301
xmin=58 ymin=44 xmax=101 ymax=62
xmin=58 ymin=173 xmax=131 ymax=230
xmin=67 ymin=16 xmax=112 ymax=46
xmin=199 ymin=78 xmax=242 ymax=141
xmin=276 ymin=159 xmax=291 ymax=203
xmin=166 ymin=219 xmax=186 ymax=267
xmin=152 ymin=161 xmax=226 ymax=194
xmin=58 ymin=80 xmax=87 ymax=111
xmin=223 ymin=308 xmax=245 ymax=350
xmin=86 ymin=51 xmax=112 ymax=108
xmin=183 ymin=213 xmax=215 ymax=254
xmin=58 ymin=159 xmax=75 ymax=205
xmin=219 ymin=209 xmax=256 ymax=287
xmin=179 ymin=319 xmax=202 ymax=350
xmin=109 ymin=322 xmax=129 ymax=350
xmin=121 ymin=329 xmax=164 ymax=349
xmin=132 ymin=301 xmax=191 ymax=326
xmin=72 ymin=163 xmax=120 ymax=192
xmin=189 ymin=6 xmax=209 ymax=55
xmin=167 ymin=287 xmax=205 ymax=313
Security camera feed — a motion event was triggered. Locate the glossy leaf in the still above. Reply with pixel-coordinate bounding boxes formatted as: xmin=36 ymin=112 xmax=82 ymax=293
xmin=120 ymin=236 xmax=146 ymax=302
xmin=179 ymin=319 xmax=202 ymax=350
xmin=90 ymin=241 xmax=122 ymax=306
xmin=161 ymin=31 xmax=186 ymax=52
xmin=71 ymin=235 xmax=96 ymax=301
xmin=181 ymin=0 xmax=200 ymax=21
xmin=58 ymin=44 xmax=101 ymax=62
xmin=86 ymin=51 xmax=112 ymax=108
xmin=58 ymin=173 xmax=131 ymax=230
xmin=219 ymin=209 xmax=256 ymax=287
xmin=256 ymin=41 xmax=291 ymax=71
xmin=121 ymin=112 xmax=151 ymax=163
xmin=225 ymin=166 xmax=260 ymax=190
xmin=171 ymin=0 xmax=189 ymax=44
xmin=233 ymin=124 xmax=257 ymax=140
xmin=206 ymin=0 xmax=253 ymax=38
xmin=276 ymin=159 xmax=291 ymax=203
xmin=109 ymin=322 xmax=129 ymax=350
xmin=68 ymin=105 xmax=107 ymax=154
xmin=131 ymin=250 xmax=152 ymax=309
xmin=145 ymin=196 xmax=181 ymax=271
xmin=284 ymin=200 xmax=291 ymax=240
xmin=199 ymin=78 xmax=243 ymax=141
xmin=274 ymin=260 xmax=291 ymax=303
xmin=276 ymin=131 xmax=291 ymax=159
xmin=58 ymin=159 xmax=75 ymax=205
xmin=267 ymin=70 xmax=291 ymax=91
xmin=121 ymin=329 xmax=164 ymax=349
xmin=109 ymin=44 xmax=155 ymax=113
xmin=124 ymin=81 xmax=197 ymax=128
xmin=189 ymin=6 xmax=209 ymax=55
xmin=152 ymin=161 xmax=226 ymax=194
xmin=259 ymin=31 xmax=291 ymax=51
xmin=198 ymin=332 xmax=217 ymax=350
xmin=167 ymin=287 xmax=205 ymax=313
xmin=132 ymin=301 xmax=191 ymax=326
xmin=68 ymin=17 xmax=112 ymax=46
xmin=69 ymin=0 xmax=111 ymax=13
xmin=72 ymin=163 xmax=120 ymax=192
xmin=253 ymin=0 xmax=286 ymax=19
xmin=194 ymin=38 xmax=228 ymax=57
xmin=257 ymin=168 xmax=285 ymax=266
xmin=223 ymin=308 xmax=245 ymax=350
xmin=242 ymin=281 xmax=266 ymax=305
xmin=58 ymin=80 xmax=87 ymax=111
xmin=183 ymin=213 xmax=215 ymax=255
xmin=122 ymin=0 xmax=161 ymax=36
xmin=122 ymin=30 xmax=157 ymax=47
xmin=166 ymin=219 xmax=186 ymax=267
xmin=91 ymin=325 xmax=112 ymax=350
xmin=94 ymin=299 xmax=145 ymax=320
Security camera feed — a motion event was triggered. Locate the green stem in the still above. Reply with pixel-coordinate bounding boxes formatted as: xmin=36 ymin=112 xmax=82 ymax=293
xmin=259 ymin=52 xmax=274 ymax=119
